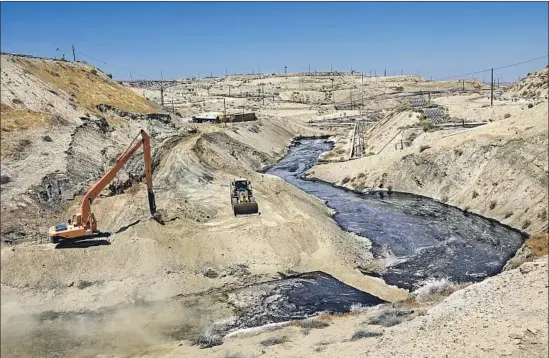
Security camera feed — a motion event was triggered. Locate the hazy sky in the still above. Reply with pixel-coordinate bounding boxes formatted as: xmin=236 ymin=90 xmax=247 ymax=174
xmin=1 ymin=1 xmax=548 ymax=81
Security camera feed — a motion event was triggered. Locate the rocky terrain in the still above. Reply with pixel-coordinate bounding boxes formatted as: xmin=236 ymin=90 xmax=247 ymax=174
xmin=1 ymin=53 xmax=547 ymax=358
xmin=502 ymin=66 xmax=548 ymax=99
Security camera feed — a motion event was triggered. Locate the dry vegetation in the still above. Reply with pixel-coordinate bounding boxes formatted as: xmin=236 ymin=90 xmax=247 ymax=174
xmin=16 ymin=58 xmax=157 ymax=115
xmin=526 ymin=232 xmax=549 ymax=256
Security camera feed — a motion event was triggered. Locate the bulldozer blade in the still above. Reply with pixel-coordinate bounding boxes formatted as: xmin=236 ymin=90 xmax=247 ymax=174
xmin=233 ymin=202 xmax=259 ymax=216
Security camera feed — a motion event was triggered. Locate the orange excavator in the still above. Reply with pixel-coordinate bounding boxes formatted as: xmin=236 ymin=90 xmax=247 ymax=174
xmin=48 ymin=129 xmax=163 ymax=243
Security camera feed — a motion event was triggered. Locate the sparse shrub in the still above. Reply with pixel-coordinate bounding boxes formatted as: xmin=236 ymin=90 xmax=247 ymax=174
xmin=420 ymin=118 xmax=433 ymax=132
xmin=472 ymin=190 xmax=479 ymax=199
xmin=395 ymin=86 xmax=404 ymax=92
xmin=193 ymin=333 xmax=223 ymax=348
xmin=528 ymin=103 xmax=534 ymax=108
xmin=260 ymin=336 xmax=288 ymax=347
xmin=503 ymin=113 xmax=511 ymax=119
xmin=453 ymin=148 xmax=463 ymax=156
xmin=419 ymin=145 xmax=431 ymax=153
xmin=368 ymin=151 xmax=375 ymax=156
xmin=299 ymin=319 xmax=330 ymax=330
xmin=464 ymin=205 xmax=470 ymax=213
xmin=413 ymin=278 xmax=464 ymax=302
xmin=76 ymin=280 xmax=94 ymax=289
xmin=12 ymin=98 xmax=23 ymax=105
xmin=350 ymin=330 xmax=383 ymax=341
xmin=42 ymin=135 xmax=53 ymax=142
xmin=91 ymin=69 xmax=98 ymax=75
xmin=522 ymin=220 xmax=531 ymax=230
xmin=203 ymin=268 xmax=218 ymax=278
xmin=341 ymin=176 xmax=351 ymax=184
xmin=504 ymin=211 xmax=513 ymax=219
xmin=489 ymin=200 xmax=497 ymax=210
xmin=0 ymin=175 xmax=11 ymax=185
xmin=441 ymin=195 xmax=449 ymax=203
xmin=357 ymin=172 xmax=366 ymax=179
xmin=18 ymin=139 xmax=32 ymax=149
xmin=106 ymin=73 xmax=113 ymax=79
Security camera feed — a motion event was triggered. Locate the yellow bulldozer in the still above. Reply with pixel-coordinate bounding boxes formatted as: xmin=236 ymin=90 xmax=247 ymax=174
xmin=230 ymin=179 xmax=259 ymax=216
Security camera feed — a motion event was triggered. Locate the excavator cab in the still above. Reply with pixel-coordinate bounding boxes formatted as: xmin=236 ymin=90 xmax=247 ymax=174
xmin=230 ymin=179 xmax=259 ymax=216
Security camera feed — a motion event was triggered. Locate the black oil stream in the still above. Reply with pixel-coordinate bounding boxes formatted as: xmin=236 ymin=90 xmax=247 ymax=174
xmin=264 ymin=137 xmax=526 ymax=291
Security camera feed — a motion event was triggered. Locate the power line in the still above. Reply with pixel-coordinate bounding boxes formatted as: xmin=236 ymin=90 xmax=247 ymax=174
xmin=435 ymin=54 xmax=548 ymax=81
xmin=493 ymin=54 xmax=548 ymax=71
xmin=77 ymin=50 xmax=107 ymax=65
xmin=436 ymin=68 xmax=491 ymax=81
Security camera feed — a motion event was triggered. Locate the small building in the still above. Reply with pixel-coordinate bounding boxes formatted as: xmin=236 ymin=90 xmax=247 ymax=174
xmin=190 ymin=112 xmax=258 ymax=123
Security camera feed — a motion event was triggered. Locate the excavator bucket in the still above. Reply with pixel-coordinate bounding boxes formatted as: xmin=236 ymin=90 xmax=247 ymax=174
xmin=233 ymin=202 xmax=259 ymax=216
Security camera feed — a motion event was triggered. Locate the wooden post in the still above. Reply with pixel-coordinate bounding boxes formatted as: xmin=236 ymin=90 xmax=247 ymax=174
xmin=72 ymin=45 xmax=76 ymax=62
xmin=490 ymin=68 xmax=494 ymax=107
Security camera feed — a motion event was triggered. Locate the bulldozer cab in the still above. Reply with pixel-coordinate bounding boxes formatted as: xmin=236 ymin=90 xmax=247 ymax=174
xmin=234 ymin=180 xmax=249 ymax=192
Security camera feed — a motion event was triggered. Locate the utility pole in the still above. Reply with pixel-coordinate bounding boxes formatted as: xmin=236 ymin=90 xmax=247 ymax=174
xmin=160 ymin=70 xmax=164 ymax=106
xmin=160 ymin=86 xmax=164 ymax=106
xmin=130 ymin=72 xmax=133 ymax=80
xmin=350 ymin=89 xmax=353 ymax=110
xmin=223 ymin=98 xmax=227 ymax=118
xmin=401 ymin=69 xmax=403 ymax=75
xmin=384 ymin=68 xmax=387 ymax=76
xmin=361 ymin=72 xmax=364 ymax=83
xmin=228 ymin=85 xmax=231 ymax=96
xmin=72 ymin=45 xmax=76 ymax=62
xmin=309 ymin=64 xmax=311 ymax=74
xmin=497 ymin=78 xmax=499 ymax=88
xmin=462 ymin=79 xmax=465 ymax=92
xmin=490 ymin=68 xmax=494 ymax=107
xmin=284 ymin=65 xmax=287 ymax=74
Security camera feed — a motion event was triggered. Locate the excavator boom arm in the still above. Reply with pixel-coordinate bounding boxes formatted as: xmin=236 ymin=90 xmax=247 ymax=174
xmin=80 ymin=129 xmax=157 ymax=226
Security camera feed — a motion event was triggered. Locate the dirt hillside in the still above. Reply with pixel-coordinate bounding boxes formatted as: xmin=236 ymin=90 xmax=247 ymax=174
xmin=502 ymin=66 xmax=548 ymax=99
